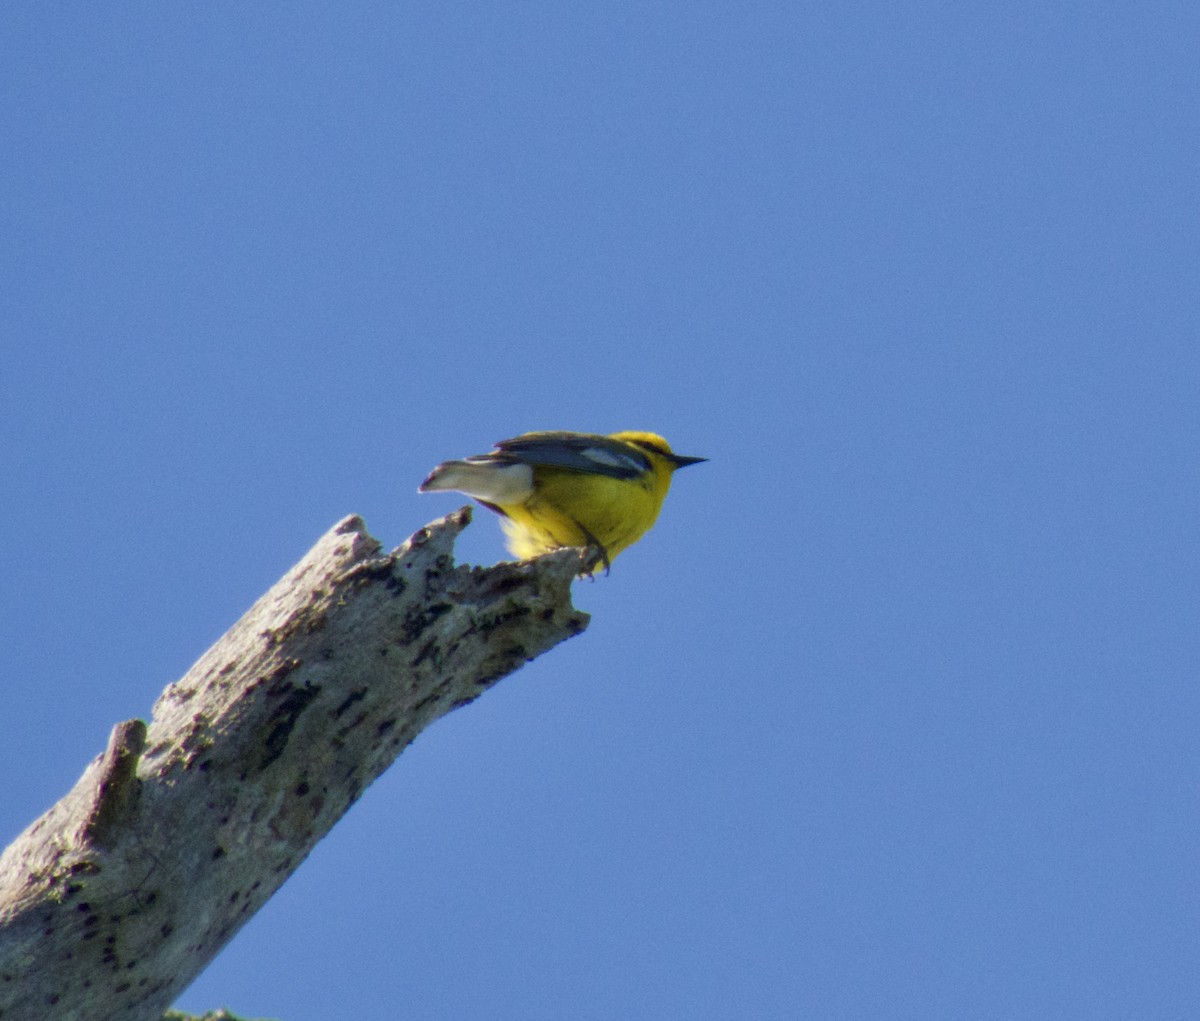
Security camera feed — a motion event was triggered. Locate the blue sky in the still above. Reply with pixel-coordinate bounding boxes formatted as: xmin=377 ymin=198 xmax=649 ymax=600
xmin=3 ymin=3 xmax=1197 ymax=1018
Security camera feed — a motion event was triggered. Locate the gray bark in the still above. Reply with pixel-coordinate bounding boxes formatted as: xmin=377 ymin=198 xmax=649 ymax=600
xmin=0 ymin=510 xmax=588 ymax=1021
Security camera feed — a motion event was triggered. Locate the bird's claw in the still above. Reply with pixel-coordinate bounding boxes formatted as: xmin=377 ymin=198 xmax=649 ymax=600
xmin=578 ymin=541 xmax=611 ymax=579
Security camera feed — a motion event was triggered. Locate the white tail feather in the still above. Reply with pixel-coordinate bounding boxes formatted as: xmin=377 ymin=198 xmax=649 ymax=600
xmin=419 ymin=460 xmax=534 ymax=505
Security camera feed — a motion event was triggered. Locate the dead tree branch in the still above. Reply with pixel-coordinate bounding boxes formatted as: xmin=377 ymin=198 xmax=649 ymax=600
xmin=0 ymin=510 xmax=588 ymax=1021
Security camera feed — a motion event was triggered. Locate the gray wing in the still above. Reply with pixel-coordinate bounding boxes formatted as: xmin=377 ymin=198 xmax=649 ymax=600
xmin=484 ymin=431 xmax=650 ymax=480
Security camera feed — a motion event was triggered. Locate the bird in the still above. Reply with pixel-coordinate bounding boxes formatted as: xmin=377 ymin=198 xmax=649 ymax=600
xmin=419 ymin=430 xmax=706 ymax=574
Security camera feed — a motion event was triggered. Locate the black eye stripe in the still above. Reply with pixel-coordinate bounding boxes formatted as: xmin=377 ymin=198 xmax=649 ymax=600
xmin=627 ymin=438 xmax=669 ymax=458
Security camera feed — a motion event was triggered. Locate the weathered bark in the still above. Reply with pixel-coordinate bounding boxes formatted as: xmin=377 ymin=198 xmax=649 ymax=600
xmin=0 ymin=510 xmax=588 ymax=1021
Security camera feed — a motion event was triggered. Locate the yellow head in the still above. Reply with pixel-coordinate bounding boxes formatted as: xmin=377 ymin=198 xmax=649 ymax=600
xmin=606 ymin=431 xmax=708 ymax=501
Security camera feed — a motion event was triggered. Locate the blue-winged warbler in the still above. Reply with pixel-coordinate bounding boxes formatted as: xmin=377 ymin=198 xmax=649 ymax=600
xmin=419 ymin=430 xmax=706 ymax=574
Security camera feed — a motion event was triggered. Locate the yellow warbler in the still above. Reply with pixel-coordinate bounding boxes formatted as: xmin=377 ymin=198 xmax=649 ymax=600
xmin=420 ymin=430 xmax=705 ymax=574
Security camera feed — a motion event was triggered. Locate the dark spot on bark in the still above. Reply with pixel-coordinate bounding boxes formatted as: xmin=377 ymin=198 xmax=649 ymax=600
xmin=333 ymin=688 xmax=367 ymax=719
xmin=76 ymin=903 xmax=92 ymax=913
xmin=265 ymin=659 xmax=304 ymax=694
xmin=411 ymin=693 xmax=441 ymax=714
xmin=212 ymin=846 xmax=225 ymax=860
xmin=413 ymin=639 xmax=437 ymax=667
xmin=344 ymin=558 xmax=398 ymax=584
xmin=490 ymin=573 xmax=526 ymax=594
xmin=400 ymin=602 xmax=452 ymax=644
xmin=161 ymin=923 xmax=174 ymax=938
xmin=260 ymin=682 xmax=322 ymax=770
xmin=295 ymin=781 xmax=310 ymax=796
xmin=377 ymin=718 xmax=396 ymax=735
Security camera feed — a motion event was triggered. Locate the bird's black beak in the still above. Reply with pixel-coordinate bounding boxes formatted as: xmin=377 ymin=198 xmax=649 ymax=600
xmin=668 ymin=453 xmax=707 ymax=469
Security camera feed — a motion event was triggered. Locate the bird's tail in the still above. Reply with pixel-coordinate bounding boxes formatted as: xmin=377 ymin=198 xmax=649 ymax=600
xmin=418 ymin=459 xmax=534 ymax=505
